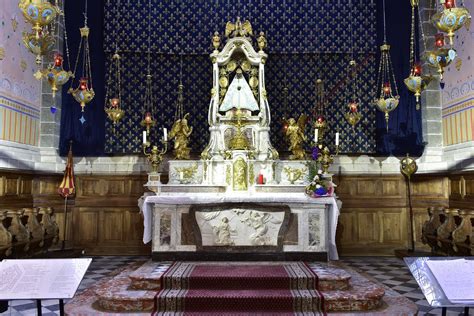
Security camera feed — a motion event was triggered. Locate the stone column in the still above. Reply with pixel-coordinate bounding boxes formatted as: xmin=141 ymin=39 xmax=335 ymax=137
xmin=416 ymin=0 xmax=446 ymax=172
xmin=37 ymin=7 xmax=65 ymax=172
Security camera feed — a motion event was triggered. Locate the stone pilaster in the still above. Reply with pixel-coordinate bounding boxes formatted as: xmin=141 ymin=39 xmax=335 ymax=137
xmin=416 ymin=1 xmax=446 ymax=172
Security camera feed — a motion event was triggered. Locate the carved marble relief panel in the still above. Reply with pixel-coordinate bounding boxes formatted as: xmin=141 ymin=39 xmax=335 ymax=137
xmin=191 ymin=203 xmax=290 ymax=251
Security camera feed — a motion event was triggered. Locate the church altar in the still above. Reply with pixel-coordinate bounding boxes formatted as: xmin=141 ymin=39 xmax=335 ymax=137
xmin=140 ymin=19 xmax=342 ymax=262
xmin=142 ymin=192 xmax=340 ymax=260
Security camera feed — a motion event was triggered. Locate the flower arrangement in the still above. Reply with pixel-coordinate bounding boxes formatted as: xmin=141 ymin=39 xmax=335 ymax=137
xmin=305 ymin=146 xmax=336 ymax=197
xmin=305 ymin=169 xmax=335 ymax=197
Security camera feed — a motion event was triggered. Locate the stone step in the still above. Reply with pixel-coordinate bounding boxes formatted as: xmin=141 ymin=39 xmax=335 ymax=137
xmin=129 ymin=260 xmax=351 ymax=291
xmin=65 ymin=261 xmax=417 ymax=315
xmin=94 ymin=262 xmax=158 ymax=312
xmin=129 ymin=261 xmax=171 ymax=290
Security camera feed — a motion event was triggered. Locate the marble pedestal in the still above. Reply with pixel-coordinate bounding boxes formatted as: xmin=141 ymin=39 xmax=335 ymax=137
xmin=142 ymin=192 xmax=340 ymax=261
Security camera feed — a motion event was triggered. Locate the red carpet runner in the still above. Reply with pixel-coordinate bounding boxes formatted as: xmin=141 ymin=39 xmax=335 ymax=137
xmin=153 ymin=262 xmax=325 ymax=315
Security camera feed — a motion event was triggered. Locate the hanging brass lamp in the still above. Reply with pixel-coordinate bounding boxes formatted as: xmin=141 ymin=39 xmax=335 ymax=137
xmin=404 ymin=0 xmax=432 ymax=109
xmin=104 ymin=50 xmax=125 ymax=128
xmin=373 ymin=0 xmax=400 ymax=131
xmin=68 ymin=22 xmax=95 ymax=120
xmin=432 ymin=0 xmax=471 ymax=46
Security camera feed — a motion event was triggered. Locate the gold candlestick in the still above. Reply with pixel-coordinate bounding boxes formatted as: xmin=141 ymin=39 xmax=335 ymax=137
xmin=317 ymin=145 xmax=339 ymax=174
xmin=143 ymin=138 xmax=168 ymax=173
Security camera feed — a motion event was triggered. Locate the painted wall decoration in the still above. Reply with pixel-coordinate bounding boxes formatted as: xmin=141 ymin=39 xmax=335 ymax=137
xmin=442 ymin=1 xmax=473 ymax=146
xmin=0 ymin=0 xmax=41 ymax=146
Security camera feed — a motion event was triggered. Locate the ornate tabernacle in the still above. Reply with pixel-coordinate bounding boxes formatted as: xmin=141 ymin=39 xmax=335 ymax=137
xmin=163 ymin=18 xmax=309 ymax=189
xmin=144 ymin=19 xmax=340 ymax=261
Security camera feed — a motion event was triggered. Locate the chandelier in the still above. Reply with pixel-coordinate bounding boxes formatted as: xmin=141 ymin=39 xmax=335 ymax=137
xmin=404 ymin=0 xmax=432 ymax=109
xmin=432 ymin=0 xmax=471 ymax=46
xmin=374 ymin=0 xmax=400 ymax=131
xmin=68 ymin=0 xmax=94 ymax=122
xmin=104 ymin=49 xmax=125 ymax=129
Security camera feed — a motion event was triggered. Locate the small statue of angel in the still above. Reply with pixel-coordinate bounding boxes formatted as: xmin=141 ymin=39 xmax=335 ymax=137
xmin=169 ymin=113 xmax=193 ymax=160
xmin=285 ymin=114 xmax=307 ymax=160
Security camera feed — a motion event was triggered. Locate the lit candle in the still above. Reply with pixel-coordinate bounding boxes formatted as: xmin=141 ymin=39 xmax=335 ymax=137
xmin=314 ymin=129 xmax=318 ymax=143
xmin=163 ymin=127 xmax=168 ymax=141
xmin=335 ymin=132 xmax=340 ymax=146
xmin=142 ymin=131 xmax=147 ymax=144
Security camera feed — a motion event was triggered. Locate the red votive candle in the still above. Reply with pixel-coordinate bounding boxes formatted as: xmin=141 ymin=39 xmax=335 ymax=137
xmin=258 ymin=174 xmax=264 ymax=185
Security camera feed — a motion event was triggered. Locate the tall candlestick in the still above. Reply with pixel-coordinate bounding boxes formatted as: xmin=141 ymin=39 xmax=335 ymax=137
xmin=142 ymin=131 xmax=147 ymax=144
xmin=163 ymin=128 xmax=168 ymax=141
xmin=314 ymin=129 xmax=319 ymax=143
xmin=335 ymin=132 xmax=340 ymax=146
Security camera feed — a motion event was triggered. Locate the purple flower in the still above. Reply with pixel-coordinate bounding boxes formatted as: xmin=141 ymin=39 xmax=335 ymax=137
xmin=312 ymin=147 xmax=319 ymax=160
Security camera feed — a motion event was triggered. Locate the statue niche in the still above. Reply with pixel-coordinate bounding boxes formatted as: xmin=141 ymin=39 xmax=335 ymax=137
xmin=202 ymin=18 xmax=276 ymax=162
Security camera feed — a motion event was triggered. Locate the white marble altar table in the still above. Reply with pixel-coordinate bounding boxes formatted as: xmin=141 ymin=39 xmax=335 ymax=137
xmin=142 ymin=192 xmax=340 ymax=260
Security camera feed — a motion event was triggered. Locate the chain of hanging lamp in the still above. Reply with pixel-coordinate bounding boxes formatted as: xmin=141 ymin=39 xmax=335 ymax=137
xmin=404 ymin=0 xmax=432 ymax=109
xmin=373 ymin=0 xmax=400 ymax=131
xmin=344 ymin=0 xmax=362 ymax=130
xmin=67 ymin=0 xmax=94 ymax=123
xmin=140 ymin=0 xmax=156 ymax=135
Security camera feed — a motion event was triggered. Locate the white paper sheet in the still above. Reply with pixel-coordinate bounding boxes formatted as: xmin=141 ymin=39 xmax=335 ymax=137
xmin=0 ymin=258 xmax=92 ymax=300
xmin=426 ymin=259 xmax=474 ymax=304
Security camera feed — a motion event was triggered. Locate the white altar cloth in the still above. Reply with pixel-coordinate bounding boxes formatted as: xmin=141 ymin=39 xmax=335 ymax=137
xmin=142 ymin=192 xmax=340 ymax=260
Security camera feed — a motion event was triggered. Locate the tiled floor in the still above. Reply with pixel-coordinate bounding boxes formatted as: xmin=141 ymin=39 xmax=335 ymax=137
xmin=1 ymin=256 xmax=472 ymax=315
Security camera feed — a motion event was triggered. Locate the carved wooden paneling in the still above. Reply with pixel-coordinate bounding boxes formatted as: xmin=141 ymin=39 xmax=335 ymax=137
xmin=449 ymin=172 xmax=474 ymax=210
xmin=2 ymin=169 xmax=468 ymax=256
xmin=381 ymin=211 xmax=404 ymax=242
xmin=5 ymin=177 xmax=19 ymax=196
xmin=75 ymin=210 xmax=98 ymax=243
xmin=337 ymin=212 xmax=356 ymax=243
xmin=101 ymin=210 xmax=124 ymax=242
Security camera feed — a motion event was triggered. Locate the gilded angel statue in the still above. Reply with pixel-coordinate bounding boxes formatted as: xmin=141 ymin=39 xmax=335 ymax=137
xmin=169 ymin=113 xmax=193 ymax=160
xmin=225 ymin=17 xmax=253 ymax=38
xmin=285 ymin=114 xmax=307 ymax=160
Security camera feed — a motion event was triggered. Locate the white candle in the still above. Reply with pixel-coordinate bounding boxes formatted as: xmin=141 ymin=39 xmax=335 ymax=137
xmin=179 ymin=171 xmax=184 ymax=180
xmin=335 ymin=132 xmax=340 ymax=146
xmin=314 ymin=129 xmax=319 ymax=143
xmin=142 ymin=131 xmax=147 ymax=144
xmin=163 ymin=127 xmax=168 ymax=141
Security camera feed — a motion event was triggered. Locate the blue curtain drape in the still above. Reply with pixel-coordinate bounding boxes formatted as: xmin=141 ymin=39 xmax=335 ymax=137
xmin=59 ymin=0 xmax=105 ymax=156
xmin=374 ymin=0 xmax=424 ymax=156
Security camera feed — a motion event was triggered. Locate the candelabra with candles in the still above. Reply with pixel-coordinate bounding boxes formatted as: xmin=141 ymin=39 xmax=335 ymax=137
xmin=142 ymin=128 xmax=168 ymax=187
xmin=313 ymin=128 xmax=340 ymax=175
